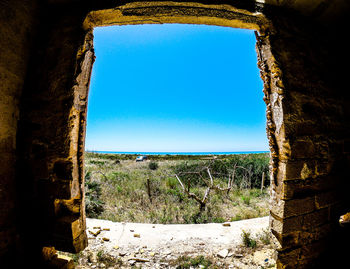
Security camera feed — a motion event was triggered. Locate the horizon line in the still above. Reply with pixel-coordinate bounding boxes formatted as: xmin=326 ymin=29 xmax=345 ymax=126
xmin=86 ymin=150 xmax=270 ymax=154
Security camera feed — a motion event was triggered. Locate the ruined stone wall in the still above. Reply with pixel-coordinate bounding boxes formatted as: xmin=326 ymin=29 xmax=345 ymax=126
xmin=0 ymin=0 xmax=39 ymax=262
xmin=0 ymin=0 xmax=348 ymax=267
xmin=257 ymin=10 xmax=350 ymax=268
xmin=15 ymin=4 xmax=93 ymax=263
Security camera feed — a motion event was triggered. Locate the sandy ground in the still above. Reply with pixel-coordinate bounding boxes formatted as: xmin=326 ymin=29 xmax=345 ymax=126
xmin=74 ymin=217 xmax=276 ymax=268
xmin=86 ymin=217 xmax=269 ymax=251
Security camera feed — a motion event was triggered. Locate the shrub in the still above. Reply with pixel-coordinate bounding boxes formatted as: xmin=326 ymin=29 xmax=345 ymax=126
xmin=171 ymin=161 xmax=208 ymax=187
xmin=166 ymin=177 xmax=178 ymax=189
xmin=241 ymin=195 xmax=251 ymax=205
xmin=257 ymin=228 xmax=271 ymax=245
xmin=85 ymin=172 xmax=104 ymax=217
xmin=241 ymin=230 xmax=257 ymax=248
xmin=148 ymin=161 xmax=159 ymax=170
xmin=172 ymin=255 xmax=213 ymax=269
xmin=171 ymin=153 xmax=270 ymax=189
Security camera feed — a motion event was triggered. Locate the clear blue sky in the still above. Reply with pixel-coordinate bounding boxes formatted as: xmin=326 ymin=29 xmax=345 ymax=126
xmin=85 ymin=24 xmax=267 ymax=152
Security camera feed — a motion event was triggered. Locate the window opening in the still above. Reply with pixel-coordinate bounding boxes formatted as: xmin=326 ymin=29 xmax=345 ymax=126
xmin=80 ymin=23 xmax=272 ymax=268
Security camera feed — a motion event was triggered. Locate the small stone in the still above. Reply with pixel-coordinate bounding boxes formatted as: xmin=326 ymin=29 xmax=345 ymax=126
xmin=113 ymin=245 xmax=119 ymax=250
xmin=234 ymin=254 xmax=244 ymax=258
xmin=217 ymin=249 xmax=229 ymax=258
xmin=102 ymin=237 xmax=110 ymax=241
xmin=163 ymin=250 xmax=171 ymax=256
xmin=133 ymin=233 xmax=140 ymax=238
xmin=87 ymin=252 xmax=97 ymax=263
xmin=102 ymin=228 xmax=110 ymax=231
xmin=119 ymin=252 xmax=127 ymax=257
xmin=150 ymin=252 xmax=156 ymax=257
xmin=132 ymin=257 xmax=150 ymax=262
xmin=152 ymin=225 xmax=155 ymax=228
xmin=89 ymin=230 xmax=101 ymax=237
xmin=129 ymin=260 xmax=136 ymax=265
xmin=130 ymin=229 xmax=134 ymax=232
xmin=222 ymin=222 xmax=231 ymax=227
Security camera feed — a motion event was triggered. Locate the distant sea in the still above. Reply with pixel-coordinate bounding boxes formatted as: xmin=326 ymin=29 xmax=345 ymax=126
xmin=87 ymin=151 xmax=269 ymax=155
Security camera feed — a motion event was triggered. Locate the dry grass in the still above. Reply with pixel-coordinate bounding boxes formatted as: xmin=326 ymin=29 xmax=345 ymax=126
xmin=85 ymin=154 xmax=269 ymax=224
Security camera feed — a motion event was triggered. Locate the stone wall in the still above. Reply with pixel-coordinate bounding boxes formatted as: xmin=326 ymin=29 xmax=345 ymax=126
xmin=257 ymin=9 xmax=350 ymax=268
xmin=0 ymin=0 xmax=349 ymax=268
xmin=0 ymin=0 xmax=38 ymax=263
xmin=15 ymin=4 xmax=93 ymax=264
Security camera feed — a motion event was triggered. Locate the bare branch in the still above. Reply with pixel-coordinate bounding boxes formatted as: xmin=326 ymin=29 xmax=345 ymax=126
xmin=207 ymin=168 xmax=214 ymax=186
xmin=89 ymin=170 xmax=108 ymax=181
xmin=202 ymin=187 xmax=211 ymax=204
xmin=175 ymin=174 xmax=205 ymax=207
xmin=175 ymin=174 xmax=185 ymax=190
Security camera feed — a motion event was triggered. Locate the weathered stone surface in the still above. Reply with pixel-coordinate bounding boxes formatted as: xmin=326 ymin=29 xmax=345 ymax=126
xmin=0 ymin=0 xmax=349 ymax=268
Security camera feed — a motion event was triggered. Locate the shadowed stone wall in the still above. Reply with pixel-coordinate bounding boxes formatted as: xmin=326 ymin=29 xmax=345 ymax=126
xmin=256 ymin=10 xmax=350 ymax=268
xmin=15 ymin=3 xmax=94 ymax=263
xmin=0 ymin=0 xmax=349 ymax=268
xmin=0 ymin=0 xmax=39 ymax=263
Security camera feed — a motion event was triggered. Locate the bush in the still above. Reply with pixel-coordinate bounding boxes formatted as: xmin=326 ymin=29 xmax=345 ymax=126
xmin=148 ymin=161 xmax=159 ymax=170
xmin=85 ymin=172 xmax=104 ymax=218
xmin=241 ymin=195 xmax=251 ymax=205
xmin=171 ymin=153 xmax=270 ymax=189
xmin=166 ymin=177 xmax=178 ymax=189
xmin=173 ymin=255 xmax=213 ymax=269
xmin=241 ymin=230 xmax=257 ymax=248
xmin=171 ymin=161 xmax=208 ymax=187
xmin=257 ymin=228 xmax=271 ymax=245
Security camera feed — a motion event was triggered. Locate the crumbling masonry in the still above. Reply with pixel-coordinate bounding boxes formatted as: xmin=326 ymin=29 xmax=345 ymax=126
xmin=0 ymin=0 xmax=349 ymax=268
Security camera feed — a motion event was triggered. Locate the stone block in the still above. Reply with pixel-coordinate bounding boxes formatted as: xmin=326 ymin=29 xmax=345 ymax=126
xmin=53 ymin=215 xmax=87 ymax=253
xmin=276 ymin=248 xmax=301 ymax=269
xmin=283 ymin=197 xmax=315 ymax=218
xmin=298 ymin=223 xmax=332 ymax=245
xmin=270 ymin=214 xmax=283 ymax=234
xmin=290 ymin=139 xmax=316 ymax=159
xmin=270 ymin=189 xmax=283 ymax=213
xmin=54 ymin=216 xmax=83 ymax=240
xmin=302 ymin=208 xmax=329 ymax=230
xmin=278 ymin=160 xmax=318 ymax=182
xmin=282 ymin=215 xmax=303 ymax=234
xmin=299 ymin=240 xmax=326 ymax=263
xmin=54 ymin=197 xmax=81 ymax=218
xmin=315 ymin=191 xmax=338 ymax=209
xmin=282 ymin=176 xmax=338 ymax=200
xmin=53 ymin=160 xmax=73 ymax=181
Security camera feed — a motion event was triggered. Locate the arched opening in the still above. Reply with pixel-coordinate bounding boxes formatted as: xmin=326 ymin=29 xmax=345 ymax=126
xmin=64 ymin=2 xmax=279 ymax=267
xmin=77 ymin=22 xmax=272 ymax=267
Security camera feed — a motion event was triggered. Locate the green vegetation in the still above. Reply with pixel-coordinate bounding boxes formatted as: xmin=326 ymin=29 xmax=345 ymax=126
xmin=148 ymin=161 xmax=159 ymax=170
xmin=171 ymin=255 xmax=214 ymax=269
xmin=240 ymin=227 xmax=272 ymax=249
xmin=84 ymin=152 xmax=270 ymax=224
xmin=257 ymin=228 xmax=272 ymax=245
xmin=241 ymin=230 xmax=257 ymax=248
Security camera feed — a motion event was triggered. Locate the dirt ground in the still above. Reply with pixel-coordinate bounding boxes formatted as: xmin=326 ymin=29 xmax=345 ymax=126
xmin=70 ymin=216 xmax=276 ymax=268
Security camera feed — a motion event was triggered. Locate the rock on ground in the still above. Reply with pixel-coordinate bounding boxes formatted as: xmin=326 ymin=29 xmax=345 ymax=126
xmin=72 ymin=216 xmax=276 ymax=268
